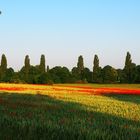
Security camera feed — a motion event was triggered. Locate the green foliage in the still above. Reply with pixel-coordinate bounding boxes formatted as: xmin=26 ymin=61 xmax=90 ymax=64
xmin=47 ymin=65 xmax=50 ymax=72
xmin=28 ymin=66 xmax=41 ymax=84
xmin=123 ymin=52 xmax=136 ymax=83
xmin=1 ymin=54 xmax=7 ymax=72
xmin=93 ymin=55 xmax=99 ymax=68
xmin=10 ymin=72 xmax=25 ymax=83
xmin=24 ymin=55 xmax=30 ymax=68
xmin=49 ymin=66 xmax=72 ymax=83
xmin=2 ymin=68 xmax=14 ymax=82
xmin=37 ymin=72 xmax=53 ymax=84
xmin=117 ymin=69 xmax=124 ymax=83
xmin=0 ymin=54 xmax=7 ymax=80
xmin=93 ymin=55 xmax=102 ymax=83
xmin=72 ymin=55 xmax=86 ymax=82
xmin=81 ymin=68 xmax=92 ymax=82
xmin=71 ymin=67 xmax=80 ymax=81
xmin=77 ymin=55 xmax=84 ymax=74
xmin=135 ymin=65 xmax=140 ymax=83
xmin=0 ymin=53 xmax=139 ymax=84
xmin=39 ymin=54 xmax=46 ymax=73
xmin=102 ymin=65 xmax=118 ymax=83
xmin=24 ymin=55 xmax=30 ymax=82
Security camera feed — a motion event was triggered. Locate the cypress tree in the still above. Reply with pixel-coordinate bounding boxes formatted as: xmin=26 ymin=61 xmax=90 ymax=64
xmin=0 ymin=54 xmax=7 ymax=80
xmin=93 ymin=55 xmax=102 ymax=83
xmin=93 ymin=55 xmax=99 ymax=69
xmin=124 ymin=52 xmax=133 ymax=83
xmin=24 ymin=55 xmax=30 ymax=82
xmin=39 ymin=54 xmax=46 ymax=73
xmin=25 ymin=55 xmax=30 ymax=69
xmin=93 ymin=54 xmax=99 ymax=82
xmin=124 ymin=52 xmax=132 ymax=68
xmin=77 ymin=55 xmax=84 ymax=74
xmin=1 ymin=54 xmax=7 ymax=73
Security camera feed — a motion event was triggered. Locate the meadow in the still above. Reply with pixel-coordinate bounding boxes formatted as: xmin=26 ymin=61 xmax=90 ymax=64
xmin=0 ymin=83 xmax=140 ymax=140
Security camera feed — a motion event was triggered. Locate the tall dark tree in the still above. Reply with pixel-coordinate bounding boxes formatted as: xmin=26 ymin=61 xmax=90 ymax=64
xmin=25 ymin=55 xmax=30 ymax=69
xmin=1 ymin=54 xmax=7 ymax=72
xmin=39 ymin=54 xmax=46 ymax=73
xmin=93 ymin=55 xmax=102 ymax=83
xmin=77 ymin=55 xmax=84 ymax=74
xmin=124 ymin=52 xmax=132 ymax=69
xmin=123 ymin=52 xmax=135 ymax=83
xmin=0 ymin=54 xmax=7 ymax=80
xmin=24 ymin=55 xmax=30 ymax=82
xmin=47 ymin=65 xmax=50 ymax=72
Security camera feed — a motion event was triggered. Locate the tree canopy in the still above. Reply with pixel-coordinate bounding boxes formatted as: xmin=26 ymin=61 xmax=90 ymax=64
xmin=0 ymin=52 xmax=139 ymax=84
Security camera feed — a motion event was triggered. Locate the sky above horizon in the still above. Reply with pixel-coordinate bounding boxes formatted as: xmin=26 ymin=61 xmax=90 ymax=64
xmin=0 ymin=0 xmax=140 ymax=71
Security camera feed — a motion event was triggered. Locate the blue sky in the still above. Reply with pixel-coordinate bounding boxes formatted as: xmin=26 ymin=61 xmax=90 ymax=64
xmin=0 ymin=0 xmax=140 ymax=71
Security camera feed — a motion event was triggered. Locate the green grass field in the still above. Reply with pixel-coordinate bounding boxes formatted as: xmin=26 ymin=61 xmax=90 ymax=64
xmin=0 ymin=83 xmax=140 ymax=140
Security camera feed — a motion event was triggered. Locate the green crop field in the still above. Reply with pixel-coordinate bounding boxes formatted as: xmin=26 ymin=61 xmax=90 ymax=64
xmin=0 ymin=83 xmax=140 ymax=140
xmin=58 ymin=83 xmax=140 ymax=89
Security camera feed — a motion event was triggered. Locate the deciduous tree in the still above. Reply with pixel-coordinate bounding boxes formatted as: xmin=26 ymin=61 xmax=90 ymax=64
xmin=102 ymin=65 xmax=118 ymax=83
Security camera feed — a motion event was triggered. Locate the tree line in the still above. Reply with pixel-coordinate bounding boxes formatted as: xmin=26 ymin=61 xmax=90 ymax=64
xmin=0 ymin=52 xmax=140 ymax=84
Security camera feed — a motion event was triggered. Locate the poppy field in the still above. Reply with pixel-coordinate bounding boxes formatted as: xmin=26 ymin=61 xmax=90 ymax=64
xmin=0 ymin=83 xmax=140 ymax=139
